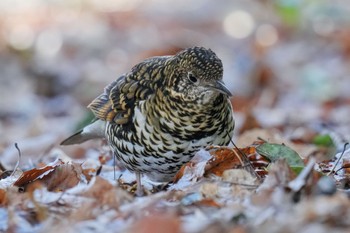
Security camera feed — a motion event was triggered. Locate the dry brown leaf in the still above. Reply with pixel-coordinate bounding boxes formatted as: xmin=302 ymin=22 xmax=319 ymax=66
xmin=258 ymin=159 xmax=296 ymax=192
xmin=174 ymin=145 xmax=266 ymax=182
xmin=40 ymin=163 xmax=81 ymax=191
xmin=69 ymin=184 xmax=129 ymax=223
xmin=98 ymin=155 xmax=108 ymax=165
xmin=205 ymin=148 xmax=242 ymax=176
xmin=173 ymin=161 xmax=197 ymax=183
xmin=205 ymin=145 xmax=263 ymax=177
xmin=0 ymin=189 xmax=7 ymax=206
xmin=200 ymin=182 xmax=219 ymax=198
xmin=14 ymin=159 xmax=64 ymax=187
xmin=131 ymin=214 xmax=181 ymax=233
xmin=340 ymin=158 xmax=350 ymax=175
xmin=193 ymin=198 xmax=221 ymax=208
xmin=81 ymin=166 xmax=98 ymax=183
xmin=295 ymin=193 xmax=350 ymax=226
xmin=82 ymin=176 xmax=131 ymax=208
xmin=222 ymin=169 xmax=258 ymax=186
xmin=14 ymin=160 xmax=89 ymax=192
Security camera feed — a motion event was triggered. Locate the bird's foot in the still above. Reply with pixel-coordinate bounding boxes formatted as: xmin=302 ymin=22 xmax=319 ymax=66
xmin=135 ymin=172 xmax=144 ymax=196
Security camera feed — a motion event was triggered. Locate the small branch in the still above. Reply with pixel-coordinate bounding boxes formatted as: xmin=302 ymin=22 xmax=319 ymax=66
xmin=327 ymin=142 xmax=349 ymax=176
xmin=288 ymin=157 xmax=316 ymax=192
xmin=227 ymin=131 xmax=261 ymax=180
xmin=11 ymin=143 xmax=21 ymax=177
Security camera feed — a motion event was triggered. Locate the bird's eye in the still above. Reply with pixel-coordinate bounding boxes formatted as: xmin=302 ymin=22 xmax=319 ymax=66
xmin=188 ymin=73 xmax=198 ymax=83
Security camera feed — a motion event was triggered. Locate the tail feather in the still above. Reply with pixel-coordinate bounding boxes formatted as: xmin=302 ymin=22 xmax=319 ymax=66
xmin=60 ymin=120 xmax=106 ymax=146
xmin=60 ymin=130 xmax=86 ymax=145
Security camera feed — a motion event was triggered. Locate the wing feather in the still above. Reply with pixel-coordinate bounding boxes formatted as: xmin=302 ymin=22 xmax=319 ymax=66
xmin=87 ymin=56 xmax=170 ymax=125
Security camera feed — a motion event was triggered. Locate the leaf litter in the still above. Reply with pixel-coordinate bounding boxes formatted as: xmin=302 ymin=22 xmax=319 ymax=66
xmin=1 ymin=1 xmax=350 ymax=232
xmin=1 ymin=134 xmax=349 ymax=233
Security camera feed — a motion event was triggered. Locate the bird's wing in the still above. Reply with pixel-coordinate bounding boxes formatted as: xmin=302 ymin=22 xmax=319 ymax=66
xmin=88 ymin=57 xmax=168 ymax=125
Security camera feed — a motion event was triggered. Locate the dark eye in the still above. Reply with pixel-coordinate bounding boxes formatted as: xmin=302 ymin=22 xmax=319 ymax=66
xmin=188 ymin=73 xmax=198 ymax=83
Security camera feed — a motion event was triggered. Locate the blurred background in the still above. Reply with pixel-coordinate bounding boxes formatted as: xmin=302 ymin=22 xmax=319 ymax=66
xmin=1 ymin=0 xmax=350 ymax=166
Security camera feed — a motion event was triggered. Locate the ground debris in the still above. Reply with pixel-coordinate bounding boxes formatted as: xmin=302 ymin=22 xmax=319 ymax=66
xmin=2 ymin=1 xmax=350 ymax=232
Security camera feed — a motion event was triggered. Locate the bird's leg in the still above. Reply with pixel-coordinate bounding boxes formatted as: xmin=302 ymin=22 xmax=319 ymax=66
xmin=135 ymin=172 xmax=143 ymax=196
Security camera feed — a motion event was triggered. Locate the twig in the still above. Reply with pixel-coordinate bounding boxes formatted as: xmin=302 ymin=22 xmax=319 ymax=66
xmin=11 ymin=143 xmax=21 ymax=177
xmin=327 ymin=142 xmax=349 ymax=176
xmin=288 ymin=157 xmax=316 ymax=192
xmin=231 ymin=147 xmax=244 ymax=166
xmin=227 ymin=131 xmax=261 ymax=180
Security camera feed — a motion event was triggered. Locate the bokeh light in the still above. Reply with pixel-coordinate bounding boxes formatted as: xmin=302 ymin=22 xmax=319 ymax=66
xmin=255 ymin=24 xmax=278 ymax=47
xmin=35 ymin=28 xmax=63 ymax=58
xmin=6 ymin=24 xmax=35 ymax=50
xmin=223 ymin=10 xmax=255 ymax=39
xmin=312 ymin=15 xmax=335 ymax=36
xmin=89 ymin=0 xmax=142 ymax=12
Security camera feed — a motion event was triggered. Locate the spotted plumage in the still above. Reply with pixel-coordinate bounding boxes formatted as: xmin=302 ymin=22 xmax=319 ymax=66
xmin=61 ymin=47 xmax=235 ymax=193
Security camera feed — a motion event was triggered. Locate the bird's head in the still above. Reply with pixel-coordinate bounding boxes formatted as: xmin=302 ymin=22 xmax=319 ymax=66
xmin=165 ymin=47 xmax=231 ymax=104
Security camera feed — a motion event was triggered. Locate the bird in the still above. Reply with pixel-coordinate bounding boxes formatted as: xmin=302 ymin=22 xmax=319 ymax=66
xmin=61 ymin=47 xmax=235 ymax=195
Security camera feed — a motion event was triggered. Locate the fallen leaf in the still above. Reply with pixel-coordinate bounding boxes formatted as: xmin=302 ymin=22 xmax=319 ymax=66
xmin=222 ymin=169 xmax=258 ymax=186
xmin=194 ymin=198 xmax=221 ymax=208
xmin=131 ymin=214 xmax=181 ymax=233
xmin=98 ymin=155 xmax=108 ymax=165
xmin=14 ymin=159 xmax=64 ymax=187
xmin=173 ymin=149 xmax=211 ymax=183
xmin=0 ymin=189 xmax=7 ymax=206
xmin=259 ymin=159 xmax=297 ymax=191
xmin=82 ymin=176 xmax=131 ymax=208
xmin=40 ymin=163 xmax=81 ymax=191
xmin=175 ymin=146 xmax=266 ymax=183
xmin=205 ymin=148 xmax=243 ymax=176
xmin=339 ymin=160 xmax=350 ymax=174
xmin=256 ymin=143 xmax=305 ymax=172
xmin=14 ymin=160 xmax=92 ymax=192
xmin=199 ymin=182 xmax=219 ymax=198
xmin=173 ymin=162 xmax=195 ymax=183
xmin=312 ymin=134 xmax=334 ymax=147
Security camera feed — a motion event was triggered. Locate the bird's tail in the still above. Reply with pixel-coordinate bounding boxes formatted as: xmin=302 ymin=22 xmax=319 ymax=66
xmin=60 ymin=119 xmax=106 ymax=145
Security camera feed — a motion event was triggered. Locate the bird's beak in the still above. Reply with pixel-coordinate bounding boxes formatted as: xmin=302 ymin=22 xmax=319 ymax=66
xmin=209 ymin=80 xmax=232 ymax=97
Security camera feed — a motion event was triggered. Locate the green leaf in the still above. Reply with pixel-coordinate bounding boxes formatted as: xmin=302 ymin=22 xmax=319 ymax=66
xmin=290 ymin=166 xmax=304 ymax=175
xmin=256 ymin=143 xmax=304 ymax=167
xmin=274 ymin=0 xmax=301 ymax=27
xmin=313 ymin=134 xmax=334 ymax=147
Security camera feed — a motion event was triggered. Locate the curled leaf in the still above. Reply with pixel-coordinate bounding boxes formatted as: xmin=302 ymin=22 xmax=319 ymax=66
xmin=14 ymin=159 xmax=64 ymax=187
xmin=256 ymin=143 xmax=304 ymax=167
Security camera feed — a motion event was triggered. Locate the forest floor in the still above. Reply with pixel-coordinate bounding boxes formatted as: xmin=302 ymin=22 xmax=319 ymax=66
xmin=1 ymin=1 xmax=350 ymax=232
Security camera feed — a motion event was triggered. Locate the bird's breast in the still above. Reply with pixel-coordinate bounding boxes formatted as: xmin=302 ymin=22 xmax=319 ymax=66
xmin=106 ymin=96 xmax=234 ymax=181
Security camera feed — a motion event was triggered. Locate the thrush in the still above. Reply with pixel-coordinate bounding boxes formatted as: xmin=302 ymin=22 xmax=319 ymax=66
xmin=61 ymin=47 xmax=235 ymax=195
